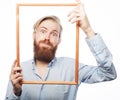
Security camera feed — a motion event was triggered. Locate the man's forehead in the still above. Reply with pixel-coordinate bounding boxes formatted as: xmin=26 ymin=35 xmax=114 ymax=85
xmin=38 ymin=20 xmax=60 ymax=31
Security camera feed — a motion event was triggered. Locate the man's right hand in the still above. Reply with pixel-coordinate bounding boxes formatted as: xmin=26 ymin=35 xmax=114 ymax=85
xmin=10 ymin=60 xmax=23 ymax=96
xmin=68 ymin=0 xmax=95 ymax=38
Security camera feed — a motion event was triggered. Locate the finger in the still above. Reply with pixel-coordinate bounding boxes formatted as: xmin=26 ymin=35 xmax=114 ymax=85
xmin=10 ymin=72 xmax=23 ymax=79
xmin=11 ymin=59 xmax=22 ymax=74
xmin=69 ymin=16 xmax=81 ymax=24
xmin=68 ymin=11 xmax=81 ymax=22
xmin=11 ymin=66 xmax=22 ymax=75
xmin=12 ymin=76 xmax=23 ymax=85
xmin=76 ymin=0 xmax=81 ymax=7
xmin=76 ymin=0 xmax=80 ymax=2
xmin=11 ymin=60 xmax=17 ymax=70
xmin=68 ymin=6 xmax=80 ymax=16
xmin=10 ymin=60 xmax=17 ymax=75
xmin=11 ymin=60 xmax=19 ymax=73
xmin=68 ymin=13 xmax=76 ymax=22
xmin=10 ymin=73 xmax=23 ymax=84
xmin=68 ymin=9 xmax=80 ymax=19
xmin=12 ymin=60 xmax=20 ymax=68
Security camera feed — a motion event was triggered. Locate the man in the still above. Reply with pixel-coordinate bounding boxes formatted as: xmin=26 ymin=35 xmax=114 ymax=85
xmin=5 ymin=1 xmax=117 ymax=100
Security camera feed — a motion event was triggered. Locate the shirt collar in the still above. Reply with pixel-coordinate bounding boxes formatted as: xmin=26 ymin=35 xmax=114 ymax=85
xmin=32 ymin=57 xmax=57 ymax=70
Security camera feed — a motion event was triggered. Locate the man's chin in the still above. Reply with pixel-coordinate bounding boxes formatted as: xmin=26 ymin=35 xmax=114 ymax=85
xmin=40 ymin=47 xmax=52 ymax=51
xmin=34 ymin=41 xmax=57 ymax=62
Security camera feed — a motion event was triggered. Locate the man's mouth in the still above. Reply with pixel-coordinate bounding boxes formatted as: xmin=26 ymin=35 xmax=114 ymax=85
xmin=40 ymin=43 xmax=52 ymax=49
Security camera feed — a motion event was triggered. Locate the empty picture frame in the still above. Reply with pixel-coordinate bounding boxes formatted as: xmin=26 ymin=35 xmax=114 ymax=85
xmin=16 ymin=3 xmax=80 ymax=85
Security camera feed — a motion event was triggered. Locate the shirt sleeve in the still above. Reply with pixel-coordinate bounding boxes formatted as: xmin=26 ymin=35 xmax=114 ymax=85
xmin=79 ymin=33 xmax=117 ymax=83
xmin=5 ymin=80 xmax=21 ymax=100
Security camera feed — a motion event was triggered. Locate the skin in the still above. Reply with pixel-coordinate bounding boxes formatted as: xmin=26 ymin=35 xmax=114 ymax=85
xmin=67 ymin=1 xmax=95 ymax=38
xmin=33 ymin=19 xmax=61 ymax=49
xmin=33 ymin=19 xmax=61 ymax=79
xmin=10 ymin=0 xmax=95 ymax=95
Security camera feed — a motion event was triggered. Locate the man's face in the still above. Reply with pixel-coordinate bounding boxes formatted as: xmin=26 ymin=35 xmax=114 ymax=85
xmin=33 ymin=19 xmax=61 ymax=63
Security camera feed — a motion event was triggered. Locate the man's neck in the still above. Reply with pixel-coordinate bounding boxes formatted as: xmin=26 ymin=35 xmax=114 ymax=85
xmin=35 ymin=60 xmax=49 ymax=68
xmin=35 ymin=60 xmax=49 ymax=79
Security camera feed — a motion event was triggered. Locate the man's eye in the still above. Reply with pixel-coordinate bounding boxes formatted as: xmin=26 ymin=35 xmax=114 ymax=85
xmin=39 ymin=29 xmax=47 ymax=34
xmin=52 ymin=32 xmax=58 ymax=37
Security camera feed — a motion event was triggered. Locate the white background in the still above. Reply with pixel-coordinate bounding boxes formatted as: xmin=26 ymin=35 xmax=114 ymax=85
xmin=0 ymin=0 xmax=120 ymax=100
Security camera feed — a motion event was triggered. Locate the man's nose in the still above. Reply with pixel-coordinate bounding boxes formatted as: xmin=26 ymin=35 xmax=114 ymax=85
xmin=45 ymin=33 xmax=50 ymax=40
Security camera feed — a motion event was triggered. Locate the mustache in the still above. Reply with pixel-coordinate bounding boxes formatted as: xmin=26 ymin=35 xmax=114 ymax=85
xmin=38 ymin=40 xmax=53 ymax=48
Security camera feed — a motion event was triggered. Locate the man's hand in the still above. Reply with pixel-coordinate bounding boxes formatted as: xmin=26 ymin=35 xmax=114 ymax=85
xmin=10 ymin=60 xmax=23 ymax=96
xmin=68 ymin=0 xmax=95 ymax=38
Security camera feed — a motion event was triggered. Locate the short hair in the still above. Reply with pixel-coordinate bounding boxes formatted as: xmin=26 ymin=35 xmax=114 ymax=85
xmin=33 ymin=15 xmax=63 ymax=38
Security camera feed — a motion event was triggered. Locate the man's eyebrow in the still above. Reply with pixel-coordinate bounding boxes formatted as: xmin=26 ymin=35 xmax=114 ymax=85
xmin=40 ymin=26 xmax=59 ymax=33
xmin=39 ymin=26 xmax=47 ymax=30
xmin=52 ymin=30 xmax=59 ymax=33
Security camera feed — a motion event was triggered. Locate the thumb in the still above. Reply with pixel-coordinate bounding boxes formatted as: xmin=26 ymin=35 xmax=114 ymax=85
xmin=11 ymin=60 xmax=17 ymax=69
xmin=76 ymin=0 xmax=80 ymax=2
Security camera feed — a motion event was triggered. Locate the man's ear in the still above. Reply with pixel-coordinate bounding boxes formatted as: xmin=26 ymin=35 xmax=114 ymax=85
xmin=58 ymin=38 xmax=61 ymax=45
xmin=32 ymin=32 xmax=35 ymax=40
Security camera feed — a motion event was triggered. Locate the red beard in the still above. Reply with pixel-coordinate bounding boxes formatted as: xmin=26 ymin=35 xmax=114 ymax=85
xmin=34 ymin=40 xmax=57 ymax=63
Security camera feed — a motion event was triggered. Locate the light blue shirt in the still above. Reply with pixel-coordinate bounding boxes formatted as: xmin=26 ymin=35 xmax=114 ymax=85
xmin=5 ymin=34 xmax=117 ymax=100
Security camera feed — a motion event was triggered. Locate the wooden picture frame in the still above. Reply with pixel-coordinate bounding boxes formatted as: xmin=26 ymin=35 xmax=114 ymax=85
xmin=16 ymin=3 xmax=80 ymax=85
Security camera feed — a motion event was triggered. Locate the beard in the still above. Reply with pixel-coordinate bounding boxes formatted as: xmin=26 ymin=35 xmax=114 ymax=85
xmin=34 ymin=40 xmax=57 ymax=63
